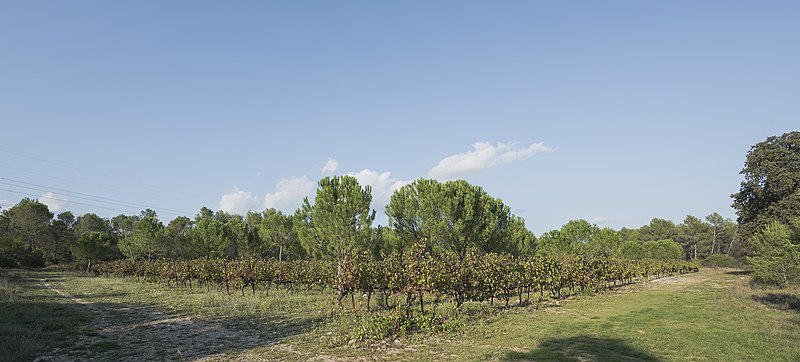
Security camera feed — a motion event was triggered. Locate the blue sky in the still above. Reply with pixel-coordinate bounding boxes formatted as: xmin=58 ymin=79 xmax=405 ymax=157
xmin=1 ymin=1 xmax=798 ymax=234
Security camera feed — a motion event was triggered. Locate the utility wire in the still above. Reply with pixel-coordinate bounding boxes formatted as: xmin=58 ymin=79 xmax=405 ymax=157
xmin=0 ymin=148 xmax=207 ymax=201
xmin=0 ymin=177 xmax=195 ymax=215
xmin=0 ymin=188 xmax=145 ymax=215
xmin=0 ymin=160 xmax=203 ymax=210
xmin=0 ymin=163 xmax=203 ymax=210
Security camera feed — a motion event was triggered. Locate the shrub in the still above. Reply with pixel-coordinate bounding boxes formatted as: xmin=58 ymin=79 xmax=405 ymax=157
xmin=0 ymin=237 xmax=45 ymax=268
xmin=747 ymin=221 xmax=800 ymax=288
xmin=702 ymin=254 xmax=746 ymax=268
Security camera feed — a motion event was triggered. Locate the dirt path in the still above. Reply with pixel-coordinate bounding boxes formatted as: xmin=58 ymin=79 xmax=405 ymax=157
xmin=33 ymin=278 xmax=266 ymax=361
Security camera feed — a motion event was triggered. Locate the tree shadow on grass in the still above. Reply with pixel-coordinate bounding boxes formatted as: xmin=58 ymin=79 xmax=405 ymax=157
xmin=753 ymin=293 xmax=800 ymax=312
xmin=0 ymin=299 xmax=92 ymax=361
xmin=3 ymin=269 xmax=324 ymax=361
xmin=725 ymin=270 xmax=753 ymax=276
xmin=503 ymin=336 xmax=662 ymax=362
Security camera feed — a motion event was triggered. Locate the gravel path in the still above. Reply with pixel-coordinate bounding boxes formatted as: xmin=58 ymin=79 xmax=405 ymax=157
xmin=33 ymin=278 xmax=267 ymax=362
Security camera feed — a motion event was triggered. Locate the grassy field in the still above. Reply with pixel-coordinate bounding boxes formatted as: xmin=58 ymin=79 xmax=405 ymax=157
xmin=2 ymin=267 xmax=799 ymax=361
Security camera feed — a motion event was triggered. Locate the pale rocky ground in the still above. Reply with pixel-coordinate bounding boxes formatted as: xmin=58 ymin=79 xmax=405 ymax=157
xmin=33 ymin=279 xmax=273 ymax=362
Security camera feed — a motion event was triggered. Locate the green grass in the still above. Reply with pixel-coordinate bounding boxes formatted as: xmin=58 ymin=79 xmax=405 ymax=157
xmin=3 ymin=267 xmax=799 ymax=361
xmin=0 ymin=270 xmax=92 ymax=361
xmin=258 ymin=268 xmax=800 ymax=361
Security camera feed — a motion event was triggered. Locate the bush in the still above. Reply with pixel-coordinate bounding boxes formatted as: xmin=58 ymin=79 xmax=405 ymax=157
xmin=642 ymin=239 xmax=684 ymax=260
xmin=0 ymin=237 xmax=45 ymax=268
xmin=702 ymin=254 xmax=746 ymax=268
xmin=747 ymin=221 xmax=800 ymax=288
xmin=351 ymin=306 xmax=465 ymax=341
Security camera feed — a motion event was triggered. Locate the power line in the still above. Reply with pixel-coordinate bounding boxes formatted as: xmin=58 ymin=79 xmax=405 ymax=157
xmin=0 ymin=163 xmax=203 ymax=210
xmin=0 ymin=186 xmax=194 ymax=219
xmin=0 ymin=148 xmax=207 ymax=201
xmin=0 ymin=188 xmax=144 ymax=215
xmin=0 ymin=177 xmax=195 ymax=215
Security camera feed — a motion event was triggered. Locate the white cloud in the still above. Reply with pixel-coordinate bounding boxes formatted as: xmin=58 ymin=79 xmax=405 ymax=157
xmin=217 ymin=187 xmax=260 ymax=214
xmin=427 ymin=142 xmax=554 ymax=180
xmin=264 ymin=176 xmax=315 ymax=213
xmin=346 ymin=169 xmax=409 ymax=211
xmin=321 ymin=158 xmax=339 ymax=174
xmin=39 ymin=192 xmax=68 ymax=212
xmin=590 ymin=216 xmax=610 ymax=224
xmin=0 ymin=199 xmax=12 ymax=210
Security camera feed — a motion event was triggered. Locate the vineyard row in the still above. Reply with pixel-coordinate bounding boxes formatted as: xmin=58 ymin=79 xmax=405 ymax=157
xmin=91 ymin=249 xmax=700 ymax=310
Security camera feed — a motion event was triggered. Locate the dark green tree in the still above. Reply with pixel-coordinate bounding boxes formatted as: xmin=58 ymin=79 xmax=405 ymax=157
xmin=619 ymin=240 xmax=646 ymax=259
xmin=509 ymin=215 xmax=537 ymax=255
xmin=638 ymin=218 xmax=678 ymax=242
xmin=676 ymin=215 xmax=711 ymax=260
xmin=2 ymin=198 xmax=53 ymax=253
xmin=619 ymin=227 xmax=641 ymax=242
xmin=294 ymin=176 xmax=375 ymax=305
xmin=50 ymin=211 xmax=77 ymax=262
xmin=747 ymin=219 xmax=800 ymax=287
xmin=71 ymin=231 xmax=119 ymax=272
xmin=295 ymin=176 xmax=375 ymax=259
xmin=386 ymin=178 xmax=514 ymax=259
xmin=537 ymin=220 xmax=599 ymax=258
xmin=588 ymin=228 xmax=623 ymax=258
xmin=111 ymin=214 xmax=139 ymax=240
xmin=118 ymin=211 xmax=166 ymax=260
xmin=75 ymin=213 xmax=112 ymax=237
xmin=259 ymin=208 xmax=301 ymax=261
xmin=225 ymin=215 xmax=247 ymax=258
xmin=164 ymin=216 xmax=193 ymax=258
xmin=186 ymin=217 xmax=234 ymax=259
xmin=732 ymin=131 xmax=800 ymax=239
xmin=643 ymin=239 xmax=684 ymax=260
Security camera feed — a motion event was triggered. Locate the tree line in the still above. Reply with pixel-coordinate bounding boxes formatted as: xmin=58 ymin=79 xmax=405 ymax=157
xmin=7 ymin=130 xmax=800 ymax=273
xmin=2 ymin=177 xmax=732 ymax=269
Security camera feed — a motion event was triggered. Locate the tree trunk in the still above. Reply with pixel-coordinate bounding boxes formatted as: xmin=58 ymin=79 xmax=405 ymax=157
xmin=711 ymin=228 xmax=717 ymax=255
xmin=727 ymin=230 xmax=738 ymax=255
xmin=336 ymin=257 xmax=344 ymax=308
xmin=337 ymin=291 xmax=345 ymax=309
xmin=279 ymin=243 xmax=283 ymax=263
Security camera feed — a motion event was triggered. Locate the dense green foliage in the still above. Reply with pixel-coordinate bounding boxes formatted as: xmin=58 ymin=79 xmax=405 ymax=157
xmin=701 ymin=254 xmax=746 ymax=268
xmin=294 ymin=176 xmax=376 ymax=305
xmin=294 ymin=176 xmax=375 ymax=260
xmin=747 ymin=219 xmax=800 ymax=287
xmin=386 ymin=179 xmax=524 ymax=258
xmin=70 ymin=232 xmax=119 ymax=271
xmin=1 ymin=187 xmax=735 ymax=269
xmin=733 ymin=131 xmax=800 ymax=239
xmin=538 ymin=218 xmax=726 ymax=261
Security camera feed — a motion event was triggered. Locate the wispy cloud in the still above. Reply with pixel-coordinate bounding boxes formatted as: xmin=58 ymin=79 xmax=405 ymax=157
xmin=217 ymin=186 xmax=260 ymax=214
xmin=590 ymin=216 xmax=610 ymax=224
xmin=39 ymin=192 xmax=69 ymax=212
xmin=321 ymin=158 xmax=339 ymax=175
xmin=427 ymin=142 xmax=553 ymax=180
xmin=264 ymin=176 xmax=314 ymax=213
